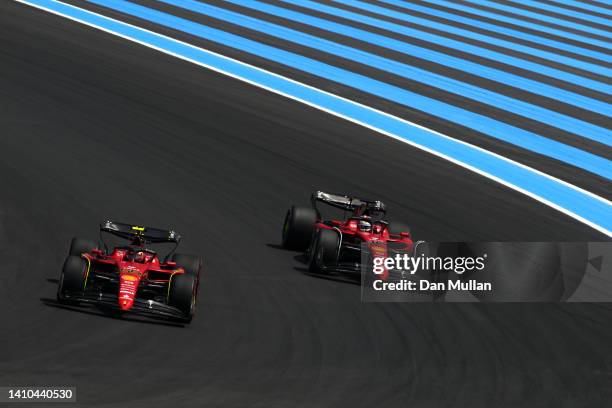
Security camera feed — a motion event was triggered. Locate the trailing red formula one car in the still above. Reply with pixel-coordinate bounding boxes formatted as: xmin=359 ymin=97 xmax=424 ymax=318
xmin=57 ymin=221 xmax=201 ymax=323
xmin=282 ymin=191 xmax=415 ymax=279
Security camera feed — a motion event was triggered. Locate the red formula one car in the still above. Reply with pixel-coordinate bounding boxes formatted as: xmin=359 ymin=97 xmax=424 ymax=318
xmin=282 ymin=191 xmax=415 ymax=280
xmin=57 ymin=221 xmax=201 ymax=323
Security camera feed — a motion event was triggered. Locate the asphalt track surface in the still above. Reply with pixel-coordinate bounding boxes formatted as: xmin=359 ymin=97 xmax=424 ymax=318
xmin=1 ymin=2 xmax=612 ymax=407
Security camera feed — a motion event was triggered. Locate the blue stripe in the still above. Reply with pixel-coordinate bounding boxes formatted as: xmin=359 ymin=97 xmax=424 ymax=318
xmin=423 ymin=0 xmax=612 ymax=51
xmin=231 ymin=0 xmax=612 ymax=116
xmin=337 ymin=0 xmax=611 ymax=76
xmin=462 ymin=0 xmax=612 ymax=39
xmin=377 ymin=0 xmax=612 ymax=64
xmin=161 ymin=0 xmax=611 ymax=146
xmin=19 ymin=0 xmax=612 ymax=235
xmin=286 ymin=0 xmax=611 ymax=94
xmin=515 ymin=0 xmax=612 ymax=25
xmin=88 ymin=0 xmax=612 ymax=178
xmin=548 ymin=0 xmax=612 ymax=17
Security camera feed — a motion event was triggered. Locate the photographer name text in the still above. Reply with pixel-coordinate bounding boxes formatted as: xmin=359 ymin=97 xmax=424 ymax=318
xmin=372 ymin=279 xmax=492 ymax=292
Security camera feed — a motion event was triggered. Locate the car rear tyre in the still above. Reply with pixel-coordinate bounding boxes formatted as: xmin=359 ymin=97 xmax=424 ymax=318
xmin=168 ymin=274 xmax=197 ymax=323
xmin=57 ymin=255 xmax=88 ymax=304
xmin=282 ymin=206 xmax=318 ymax=251
xmin=308 ymin=229 xmax=339 ymax=274
xmin=171 ymin=253 xmax=202 ymax=279
xmin=69 ymin=237 xmax=97 ymax=257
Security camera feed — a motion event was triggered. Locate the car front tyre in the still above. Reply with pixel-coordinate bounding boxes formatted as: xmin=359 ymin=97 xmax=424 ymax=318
xmin=308 ymin=229 xmax=339 ymax=274
xmin=168 ymin=274 xmax=197 ymax=323
xmin=57 ymin=255 xmax=88 ymax=304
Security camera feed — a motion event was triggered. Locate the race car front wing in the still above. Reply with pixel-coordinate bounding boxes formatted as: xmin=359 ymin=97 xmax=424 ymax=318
xmin=60 ymin=290 xmax=187 ymax=321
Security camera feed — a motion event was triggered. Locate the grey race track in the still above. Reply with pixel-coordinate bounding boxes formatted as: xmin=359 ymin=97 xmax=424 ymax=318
xmin=1 ymin=2 xmax=611 ymax=407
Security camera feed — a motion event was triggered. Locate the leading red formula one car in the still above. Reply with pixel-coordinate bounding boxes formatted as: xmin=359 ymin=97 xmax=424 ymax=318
xmin=282 ymin=191 xmax=416 ymax=280
xmin=57 ymin=221 xmax=201 ymax=323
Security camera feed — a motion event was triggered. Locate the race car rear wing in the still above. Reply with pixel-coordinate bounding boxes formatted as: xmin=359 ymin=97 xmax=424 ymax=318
xmin=311 ymin=191 xmax=386 ymax=214
xmin=100 ymin=221 xmax=181 ymax=244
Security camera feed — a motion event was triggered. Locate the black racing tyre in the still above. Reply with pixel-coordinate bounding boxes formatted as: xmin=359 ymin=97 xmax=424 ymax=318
xmin=168 ymin=274 xmax=197 ymax=322
xmin=171 ymin=253 xmax=202 ymax=278
xmin=388 ymin=222 xmax=411 ymax=236
xmin=308 ymin=229 xmax=339 ymax=274
xmin=282 ymin=206 xmax=318 ymax=251
xmin=69 ymin=237 xmax=97 ymax=257
xmin=57 ymin=255 xmax=88 ymax=303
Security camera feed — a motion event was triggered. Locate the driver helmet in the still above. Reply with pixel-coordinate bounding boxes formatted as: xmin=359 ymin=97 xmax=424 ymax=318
xmin=135 ymin=251 xmax=146 ymax=263
xmin=358 ymin=220 xmax=372 ymax=232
